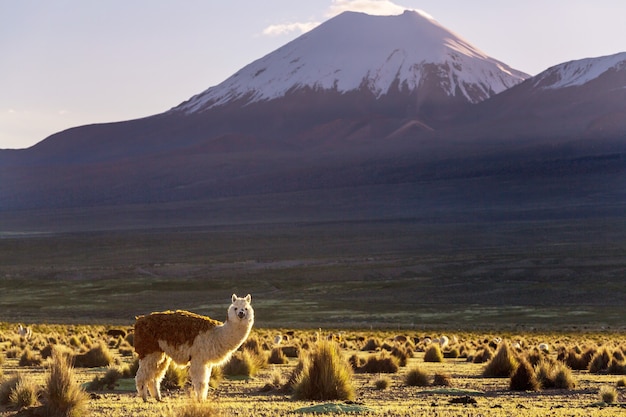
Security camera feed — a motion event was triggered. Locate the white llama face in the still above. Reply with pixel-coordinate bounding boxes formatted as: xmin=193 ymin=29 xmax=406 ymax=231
xmin=229 ymin=294 xmax=253 ymax=322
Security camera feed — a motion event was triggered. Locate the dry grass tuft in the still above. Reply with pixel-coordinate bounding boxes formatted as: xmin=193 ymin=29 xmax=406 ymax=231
xmin=222 ymin=348 xmax=265 ymax=378
xmin=8 ymin=376 xmax=38 ymax=409
xmin=599 ymin=385 xmax=618 ymax=403
xmin=405 ymin=366 xmax=430 ymax=386
xmin=43 ymin=350 xmax=89 ymax=417
xmin=423 ymin=344 xmax=444 ymax=363
xmin=358 ymin=351 xmax=399 ymax=374
xmin=483 ymin=343 xmax=518 ymax=377
xmin=292 ymin=339 xmax=355 ymax=401
xmin=73 ymin=342 xmax=113 ymax=368
xmin=510 ymin=359 xmax=540 ymax=391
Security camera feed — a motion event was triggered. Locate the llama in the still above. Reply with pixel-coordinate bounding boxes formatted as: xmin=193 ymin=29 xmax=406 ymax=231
xmin=134 ymin=294 xmax=254 ymax=401
xmin=17 ymin=324 xmax=32 ymax=340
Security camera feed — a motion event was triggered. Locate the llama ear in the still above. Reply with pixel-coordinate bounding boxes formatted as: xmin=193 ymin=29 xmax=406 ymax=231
xmin=245 ymin=294 xmax=251 ymax=303
xmin=232 ymin=294 xmax=237 ymax=303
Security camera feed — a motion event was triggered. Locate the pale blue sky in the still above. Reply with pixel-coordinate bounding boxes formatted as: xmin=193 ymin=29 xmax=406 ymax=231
xmin=2 ymin=0 xmax=625 ymax=149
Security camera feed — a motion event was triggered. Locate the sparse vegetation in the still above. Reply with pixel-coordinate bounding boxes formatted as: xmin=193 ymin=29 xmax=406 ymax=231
xmin=292 ymin=339 xmax=355 ymax=401
xmin=423 ymin=344 xmax=444 ymax=363
xmin=43 ymin=350 xmax=89 ymax=417
xmin=0 ymin=323 xmax=625 ymax=416
xmin=404 ymin=366 xmax=430 ymax=387
xmin=483 ymin=342 xmax=518 ymax=377
xmin=599 ymin=385 xmax=618 ymax=403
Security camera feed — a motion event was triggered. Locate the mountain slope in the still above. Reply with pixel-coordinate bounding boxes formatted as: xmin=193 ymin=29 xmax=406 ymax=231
xmin=0 ymin=14 xmax=624 ymax=220
xmin=175 ymin=11 xmax=528 ymax=114
xmin=452 ymin=52 xmax=626 ymax=141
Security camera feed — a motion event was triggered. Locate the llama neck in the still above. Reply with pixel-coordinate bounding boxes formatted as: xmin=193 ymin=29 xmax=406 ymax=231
xmin=216 ymin=318 xmax=252 ymax=348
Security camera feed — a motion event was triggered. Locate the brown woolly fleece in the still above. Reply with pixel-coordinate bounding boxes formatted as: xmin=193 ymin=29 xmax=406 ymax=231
xmin=134 ymin=310 xmax=222 ymax=359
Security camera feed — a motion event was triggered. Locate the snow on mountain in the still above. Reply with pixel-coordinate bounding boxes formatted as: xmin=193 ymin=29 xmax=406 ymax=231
xmin=175 ymin=10 xmax=528 ymax=114
xmin=534 ymin=52 xmax=626 ymax=89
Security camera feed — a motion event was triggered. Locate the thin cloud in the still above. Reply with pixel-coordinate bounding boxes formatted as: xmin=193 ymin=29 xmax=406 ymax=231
xmin=326 ymin=0 xmax=406 ymax=17
xmin=261 ymin=0 xmax=433 ymax=38
xmin=262 ymin=21 xmax=321 ymax=37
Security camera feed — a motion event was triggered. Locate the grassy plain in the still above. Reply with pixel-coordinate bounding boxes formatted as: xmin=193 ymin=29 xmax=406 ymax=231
xmin=1 ymin=325 xmax=625 ymax=416
xmin=1 ymin=217 xmax=625 ymax=329
xmin=1 ymin=210 xmax=625 ymax=415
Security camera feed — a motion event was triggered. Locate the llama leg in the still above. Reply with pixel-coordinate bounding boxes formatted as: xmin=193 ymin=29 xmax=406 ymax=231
xmin=136 ymin=352 xmax=164 ymax=402
xmin=152 ymin=355 xmax=171 ymax=401
xmin=189 ymin=361 xmax=211 ymax=400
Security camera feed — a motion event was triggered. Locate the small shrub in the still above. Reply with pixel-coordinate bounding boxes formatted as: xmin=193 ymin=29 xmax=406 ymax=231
xmin=588 ymin=347 xmax=612 ymax=374
xmin=510 ymin=359 xmax=540 ymax=391
xmin=391 ymin=346 xmax=410 ymax=366
xmin=292 ymin=339 xmax=355 ymax=401
xmin=18 ymin=347 xmax=42 ymax=367
xmin=565 ymin=347 xmax=595 ymax=370
xmin=433 ymin=373 xmax=452 ymax=387
xmin=73 ymin=342 xmax=113 ymax=368
xmin=222 ymin=349 xmax=264 ymax=377
xmin=284 ymin=356 xmax=308 ymax=391
xmin=483 ymin=343 xmax=518 ymax=378
xmin=444 ymin=347 xmax=460 ymax=359
xmin=607 ymin=358 xmax=626 ymax=375
xmin=268 ymin=347 xmax=288 ymax=364
xmin=471 ymin=346 xmax=494 ymax=363
xmin=535 ymin=359 xmax=576 ymax=390
xmin=361 ymin=338 xmax=381 ymax=351
xmin=9 ymin=377 xmax=39 ymax=408
xmin=87 ymin=366 xmax=125 ymax=391
xmin=162 ymin=362 xmax=188 ymax=391
xmin=599 ymin=385 xmax=618 ymax=403
xmin=348 ymin=354 xmax=366 ymax=370
xmin=374 ymin=377 xmax=390 ymax=390
xmin=424 ymin=344 xmax=444 ymax=363
xmin=68 ymin=335 xmax=81 ymax=348
xmin=552 ymin=362 xmax=576 ymax=390
xmin=43 ymin=350 xmax=89 ymax=417
xmin=405 ymin=366 xmax=430 ymax=387
xmin=359 ymin=352 xmax=399 ymax=374
xmin=0 ymin=374 xmax=25 ymax=405
xmin=267 ymin=368 xmax=283 ymax=388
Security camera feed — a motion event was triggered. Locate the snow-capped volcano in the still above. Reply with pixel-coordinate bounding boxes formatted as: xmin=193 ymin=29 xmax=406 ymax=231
xmin=175 ymin=10 xmax=528 ymax=114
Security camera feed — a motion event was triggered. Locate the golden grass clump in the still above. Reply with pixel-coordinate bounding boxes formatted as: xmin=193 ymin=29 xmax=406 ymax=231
xmin=470 ymin=346 xmax=494 ymax=363
xmin=18 ymin=347 xmax=42 ymax=367
xmin=404 ymin=366 xmax=430 ymax=387
xmin=358 ymin=351 xmax=399 ymax=374
xmin=8 ymin=376 xmax=38 ymax=409
xmin=423 ymin=344 xmax=444 ymax=362
xmin=599 ymin=385 xmax=618 ymax=403
xmin=268 ymin=347 xmax=288 ymax=364
xmin=222 ymin=348 xmax=266 ymax=378
xmin=292 ymin=339 xmax=355 ymax=401
xmin=43 ymin=350 xmax=89 ymax=417
xmin=374 ymin=376 xmax=391 ymax=390
xmin=588 ymin=347 xmax=612 ymax=373
xmin=73 ymin=342 xmax=114 ymax=368
xmin=0 ymin=374 xmax=28 ymax=405
xmin=162 ymin=362 xmax=189 ymax=391
xmin=563 ymin=346 xmax=595 ymax=370
xmin=483 ymin=343 xmax=518 ymax=377
xmin=510 ymin=359 xmax=540 ymax=391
